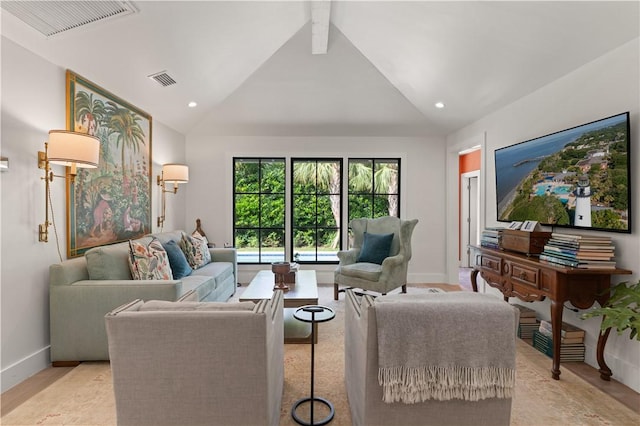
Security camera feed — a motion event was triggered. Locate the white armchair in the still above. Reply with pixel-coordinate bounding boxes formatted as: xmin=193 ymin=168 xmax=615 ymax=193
xmin=334 ymin=216 xmax=418 ymax=300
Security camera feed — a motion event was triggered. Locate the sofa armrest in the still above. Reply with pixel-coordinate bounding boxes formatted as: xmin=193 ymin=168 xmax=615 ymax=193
xmin=50 ymin=279 xmax=184 ymax=362
xmin=50 ymin=258 xmax=90 ymax=286
xmin=344 ymin=289 xmax=374 ymax=424
xmin=210 ymin=247 xmax=236 ymax=263
xmin=210 ymin=247 xmax=237 ymax=285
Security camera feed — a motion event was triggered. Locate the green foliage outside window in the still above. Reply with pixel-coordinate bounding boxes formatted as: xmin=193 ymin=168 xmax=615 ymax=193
xmin=233 ymin=157 xmax=401 ymax=263
xmin=234 ymin=159 xmax=285 ymax=253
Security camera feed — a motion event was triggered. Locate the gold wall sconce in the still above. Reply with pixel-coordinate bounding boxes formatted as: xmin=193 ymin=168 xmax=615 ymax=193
xmin=38 ymin=130 xmax=100 ymax=242
xmin=157 ymin=163 xmax=189 ymax=228
xmin=0 ymin=156 xmax=8 ymax=171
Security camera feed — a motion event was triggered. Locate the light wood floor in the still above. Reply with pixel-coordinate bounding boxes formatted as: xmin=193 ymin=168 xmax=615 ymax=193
xmin=3 ymin=279 xmax=638 ymax=417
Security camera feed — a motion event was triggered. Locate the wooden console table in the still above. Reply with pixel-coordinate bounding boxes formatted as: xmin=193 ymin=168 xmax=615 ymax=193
xmin=470 ymin=245 xmax=631 ymax=381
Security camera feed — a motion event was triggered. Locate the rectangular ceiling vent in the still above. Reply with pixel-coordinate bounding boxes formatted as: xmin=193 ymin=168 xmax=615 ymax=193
xmin=1 ymin=1 xmax=138 ymax=38
xmin=148 ymin=71 xmax=177 ymax=87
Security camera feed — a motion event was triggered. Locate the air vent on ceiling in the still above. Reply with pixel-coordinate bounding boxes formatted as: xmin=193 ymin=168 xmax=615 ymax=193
xmin=1 ymin=1 xmax=138 ymax=38
xmin=148 ymin=71 xmax=177 ymax=87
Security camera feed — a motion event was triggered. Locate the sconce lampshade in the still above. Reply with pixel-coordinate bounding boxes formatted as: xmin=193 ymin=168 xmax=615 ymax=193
xmin=47 ymin=130 xmax=100 ymax=168
xmin=162 ymin=164 xmax=189 ymax=183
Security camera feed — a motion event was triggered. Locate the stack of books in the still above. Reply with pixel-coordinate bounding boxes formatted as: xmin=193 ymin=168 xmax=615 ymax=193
xmin=513 ymin=304 xmax=539 ymax=339
xmin=539 ymin=232 xmax=616 ymax=269
xmin=480 ymin=227 xmax=504 ymax=249
xmin=533 ymin=320 xmax=585 ymax=362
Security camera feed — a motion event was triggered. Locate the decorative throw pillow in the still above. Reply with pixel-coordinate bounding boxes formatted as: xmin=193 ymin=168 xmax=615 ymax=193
xmin=162 ymin=240 xmax=192 ymax=279
xmin=128 ymin=238 xmax=173 ymax=280
xmin=192 ymin=230 xmax=209 ymax=246
xmin=357 ymin=232 xmax=394 ymax=265
xmin=179 ymin=231 xmax=211 ymax=269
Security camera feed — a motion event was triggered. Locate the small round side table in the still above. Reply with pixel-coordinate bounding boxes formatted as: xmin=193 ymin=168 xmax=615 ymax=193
xmin=291 ymin=305 xmax=335 ymax=426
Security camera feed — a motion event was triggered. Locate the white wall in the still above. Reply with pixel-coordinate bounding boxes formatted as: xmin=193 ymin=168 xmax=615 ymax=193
xmin=0 ymin=38 xmax=186 ymax=392
xmin=184 ymin=134 xmax=448 ymax=285
xmin=446 ymin=38 xmax=640 ymax=392
xmin=152 ymin=122 xmax=188 ymax=233
xmin=183 ymin=18 xmax=450 ymax=286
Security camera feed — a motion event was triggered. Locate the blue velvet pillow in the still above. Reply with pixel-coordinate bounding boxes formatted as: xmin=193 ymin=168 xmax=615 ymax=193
xmin=162 ymin=240 xmax=192 ymax=279
xmin=357 ymin=232 xmax=394 ymax=265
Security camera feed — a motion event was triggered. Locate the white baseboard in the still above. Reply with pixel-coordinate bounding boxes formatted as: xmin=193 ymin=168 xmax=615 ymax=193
xmin=584 ymin=344 xmax=640 ymax=393
xmin=1 ymin=346 xmax=50 ymax=393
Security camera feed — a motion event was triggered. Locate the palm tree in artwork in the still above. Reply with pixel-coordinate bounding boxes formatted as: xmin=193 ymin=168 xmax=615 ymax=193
xmin=74 ymin=91 xmax=106 ymax=135
xmin=105 ymin=101 xmax=146 ymax=193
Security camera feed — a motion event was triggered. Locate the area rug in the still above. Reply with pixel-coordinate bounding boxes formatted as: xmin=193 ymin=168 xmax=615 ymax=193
xmin=2 ymin=284 xmax=638 ymax=425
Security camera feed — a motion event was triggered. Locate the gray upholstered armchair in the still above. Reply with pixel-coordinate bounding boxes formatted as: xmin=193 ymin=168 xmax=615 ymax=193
xmin=334 ymin=216 xmax=418 ymax=300
xmin=344 ymin=289 xmax=517 ymax=426
xmin=105 ymin=292 xmax=284 ymax=426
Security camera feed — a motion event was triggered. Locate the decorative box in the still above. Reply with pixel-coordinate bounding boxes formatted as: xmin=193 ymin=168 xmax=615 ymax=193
xmin=283 ymin=271 xmax=296 ymax=284
xmin=500 ymin=229 xmax=551 ymax=256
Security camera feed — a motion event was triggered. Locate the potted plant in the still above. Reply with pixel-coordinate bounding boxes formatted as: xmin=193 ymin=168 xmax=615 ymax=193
xmin=582 ymin=280 xmax=640 ymax=341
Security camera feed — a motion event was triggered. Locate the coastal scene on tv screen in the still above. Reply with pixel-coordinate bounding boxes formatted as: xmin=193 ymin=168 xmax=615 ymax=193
xmin=495 ymin=113 xmax=630 ymax=232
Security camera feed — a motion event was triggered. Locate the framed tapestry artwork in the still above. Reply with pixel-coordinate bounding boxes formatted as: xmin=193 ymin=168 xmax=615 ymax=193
xmin=66 ymin=70 xmax=152 ymax=257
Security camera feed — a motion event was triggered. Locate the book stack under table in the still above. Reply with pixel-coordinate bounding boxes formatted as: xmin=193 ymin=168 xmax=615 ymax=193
xmin=513 ymin=304 xmax=539 ymax=339
xmin=533 ymin=320 xmax=586 ymax=362
xmin=539 ymin=232 xmax=616 ymax=269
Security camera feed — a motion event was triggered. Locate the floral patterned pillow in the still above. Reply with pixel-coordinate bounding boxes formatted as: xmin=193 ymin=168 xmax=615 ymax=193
xmin=179 ymin=231 xmax=211 ymax=269
xmin=128 ymin=238 xmax=173 ymax=280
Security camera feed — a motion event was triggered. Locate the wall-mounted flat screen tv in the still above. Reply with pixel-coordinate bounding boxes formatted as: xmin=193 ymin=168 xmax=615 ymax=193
xmin=495 ymin=112 xmax=631 ymax=233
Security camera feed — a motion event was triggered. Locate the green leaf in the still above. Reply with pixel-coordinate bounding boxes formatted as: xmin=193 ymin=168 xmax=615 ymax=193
xmin=581 ymin=280 xmax=640 ymax=341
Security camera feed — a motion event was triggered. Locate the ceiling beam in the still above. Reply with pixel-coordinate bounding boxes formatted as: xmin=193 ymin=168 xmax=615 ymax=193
xmin=311 ymin=0 xmax=331 ymax=54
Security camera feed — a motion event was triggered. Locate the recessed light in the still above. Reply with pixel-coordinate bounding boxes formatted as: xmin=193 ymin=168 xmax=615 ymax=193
xmin=188 ymin=101 xmax=197 ymax=108
xmin=435 ymin=102 xmax=445 ymax=109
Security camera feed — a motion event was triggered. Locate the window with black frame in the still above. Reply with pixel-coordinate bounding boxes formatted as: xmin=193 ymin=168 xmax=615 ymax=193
xmin=233 ymin=158 xmax=285 ymax=264
xmin=348 ymin=158 xmax=401 ymax=222
xmin=291 ymin=158 xmax=342 ymax=263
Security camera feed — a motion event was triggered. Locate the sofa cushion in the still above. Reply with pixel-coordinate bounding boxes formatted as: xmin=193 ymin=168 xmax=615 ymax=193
xmin=180 ymin=232 xmax=211 ymax=269
xmin=128 ymin=238 xmax=173 ymax=280
xmin=85 ymin=240 xmax=142 ymax=280
xmin=180 ymin=275 xmax=216 ymax=301
xmin=139 ymin=300 xmax=255 ymax=311
xmin=162 ymin=240 xmax=192 ymax=279
xmin=357 ymin=232 xmax=393 ymax=264
xmin=193 ymin=261 xmax=234 ymax=286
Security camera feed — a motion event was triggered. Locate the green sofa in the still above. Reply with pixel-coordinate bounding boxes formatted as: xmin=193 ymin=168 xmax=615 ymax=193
xmin=49 ymin=230 xmax=237 ymax=364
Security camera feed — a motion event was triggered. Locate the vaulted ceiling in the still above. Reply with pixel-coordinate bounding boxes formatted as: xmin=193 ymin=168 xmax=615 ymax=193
xmin=2 ymin=1 xmax=638 ymax=136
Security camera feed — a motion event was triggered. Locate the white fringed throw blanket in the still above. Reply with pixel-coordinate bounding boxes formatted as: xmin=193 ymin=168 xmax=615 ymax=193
xmin=375 ymin=292 xmax=518 ymax=404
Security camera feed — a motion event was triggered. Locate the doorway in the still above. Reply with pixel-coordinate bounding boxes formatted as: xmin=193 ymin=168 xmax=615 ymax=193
xmin=460 ymin=172 xmax=480 ymax=268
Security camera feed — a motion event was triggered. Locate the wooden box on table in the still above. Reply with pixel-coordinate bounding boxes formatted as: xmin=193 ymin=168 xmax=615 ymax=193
xmin=500 ymin=229 xmax=551 ymax=256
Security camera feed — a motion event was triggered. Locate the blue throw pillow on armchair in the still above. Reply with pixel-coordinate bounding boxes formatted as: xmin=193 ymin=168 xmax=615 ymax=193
xmin=162 ymin=240 xmax=193 ymax=279
xmin=357 ymin=232 xmax=394 ymax=265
